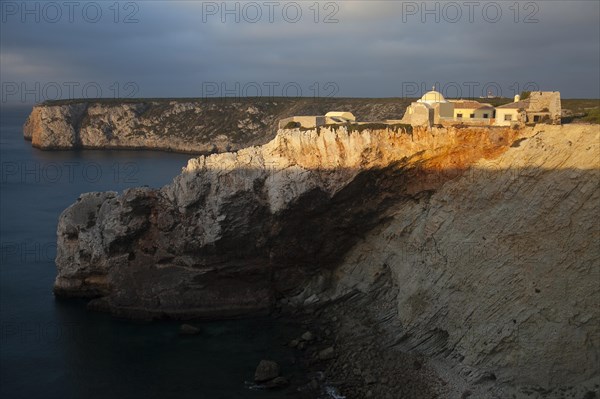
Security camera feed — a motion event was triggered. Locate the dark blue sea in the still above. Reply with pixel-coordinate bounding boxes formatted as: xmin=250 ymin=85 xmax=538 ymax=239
xmin=0 ymin=106 xmax=301 ymax=399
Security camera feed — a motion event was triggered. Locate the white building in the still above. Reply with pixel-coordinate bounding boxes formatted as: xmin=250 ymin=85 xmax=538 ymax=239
xmin=402 ymin=88 xmax=454 ymax=126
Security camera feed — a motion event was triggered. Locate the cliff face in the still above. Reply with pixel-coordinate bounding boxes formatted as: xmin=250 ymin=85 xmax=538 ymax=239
xmin=53 ymin=122 xmax=599 ymax=396
xmin=54 ymin=125 xmax=515 ymax=311
xmin=23 ymin=99 xmax=411 ymax=153
xmin=328 ymin=124 xmax=599 ymax=397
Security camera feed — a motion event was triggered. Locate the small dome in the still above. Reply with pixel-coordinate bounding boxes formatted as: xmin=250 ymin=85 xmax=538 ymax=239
xmin=419 ymin=90 xmax=446 ymax=103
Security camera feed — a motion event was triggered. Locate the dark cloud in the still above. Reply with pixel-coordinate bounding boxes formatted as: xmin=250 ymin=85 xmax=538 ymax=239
xmin=1 ymin=0 xmax=598 ymax=104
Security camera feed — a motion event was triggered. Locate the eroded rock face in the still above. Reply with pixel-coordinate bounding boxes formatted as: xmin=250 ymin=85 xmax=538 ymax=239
xmin=54 ymin=125 xmax=517 ymax=318
xmin=24 ymin=103 xmax=87 ymax=148
xmin=330 ymin=124 xmax=600 ymax=397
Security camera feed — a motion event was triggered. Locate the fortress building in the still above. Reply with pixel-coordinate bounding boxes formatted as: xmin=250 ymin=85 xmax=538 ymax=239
xmin=401 ymin=88 xmax=561 ymax=127
xmin=495 ymin=92 xmax=561 ymax=126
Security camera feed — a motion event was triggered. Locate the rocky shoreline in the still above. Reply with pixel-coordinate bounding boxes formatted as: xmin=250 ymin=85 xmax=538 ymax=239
xmin=281 ymin=285 xmax=453 ymax=399
xmin=198 ymin=283 xmax=500 ymax=399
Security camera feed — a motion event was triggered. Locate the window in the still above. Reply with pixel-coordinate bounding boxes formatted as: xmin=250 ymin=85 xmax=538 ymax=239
xmin=483 ymin=113 xmax=489 ymax=118
xmin=504 ymin=114 xmax=512 ymax=121
xmin=533 ymin=115 xmax=541 ymax=122
xmin=457 ymin=113 xmax=463 ymax=118
xmin=470 ymin=114 xmax=475 ymax=119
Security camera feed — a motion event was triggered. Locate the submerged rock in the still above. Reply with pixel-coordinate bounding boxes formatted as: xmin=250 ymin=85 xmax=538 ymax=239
xmin=179 ymin=324 xmax=201 ymax=335
xmin=254 ymin=360 xmax=280 ymax=383
xmin=264 ymin=376 xmax=289 ymax=389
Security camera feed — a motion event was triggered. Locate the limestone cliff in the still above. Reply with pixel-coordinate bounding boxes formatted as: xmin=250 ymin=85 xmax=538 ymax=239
xmin=53 ymin=123 xmax=599 ymax=397
xmin=23 ymin=99 xmax=411 ymax=153
xmin=328 ymin=124 xmax=599 ymax=397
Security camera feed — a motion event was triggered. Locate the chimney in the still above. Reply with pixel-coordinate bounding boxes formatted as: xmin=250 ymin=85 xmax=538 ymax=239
xmin=514 ymin=94 xmax=521 ymax=102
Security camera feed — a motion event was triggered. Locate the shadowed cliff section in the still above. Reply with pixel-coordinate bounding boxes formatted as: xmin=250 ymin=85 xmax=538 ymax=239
xmin=23 ymin=98 xmax=413 ymax=154
xmin=320 ymin=124 xmax=599 ymax=398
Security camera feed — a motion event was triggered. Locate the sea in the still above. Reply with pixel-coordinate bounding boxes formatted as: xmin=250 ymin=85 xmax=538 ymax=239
xmin=0 ymin=105 xmax=303 ymax=399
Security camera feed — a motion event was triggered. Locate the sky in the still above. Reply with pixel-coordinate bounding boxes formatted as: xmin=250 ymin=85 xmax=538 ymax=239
xmin=1 ymin=0 xmax=599 ymax=104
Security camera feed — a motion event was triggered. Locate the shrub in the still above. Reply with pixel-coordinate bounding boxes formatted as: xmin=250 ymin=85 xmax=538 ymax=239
xmin=582 ymin=108 xmax=600 ymax=124
xmin=283 ymin=121 xmax=301 ymax=129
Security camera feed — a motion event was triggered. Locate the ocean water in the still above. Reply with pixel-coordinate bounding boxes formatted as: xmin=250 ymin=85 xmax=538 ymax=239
xmin=0 ymin=106 xmax=302 ymax=399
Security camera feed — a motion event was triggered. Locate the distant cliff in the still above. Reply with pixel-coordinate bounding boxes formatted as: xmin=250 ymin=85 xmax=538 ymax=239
xmin=23 ymin=98 xmax=411 ymax=153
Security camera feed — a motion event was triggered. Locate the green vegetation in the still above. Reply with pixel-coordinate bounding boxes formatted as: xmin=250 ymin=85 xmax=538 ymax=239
xmin=520 ymin=91 xmax=531 ymax=100
xmin=561 ymin=99 xmax=600 ymax=124
xmin=581 ymin=108 xmax=600 ymax=124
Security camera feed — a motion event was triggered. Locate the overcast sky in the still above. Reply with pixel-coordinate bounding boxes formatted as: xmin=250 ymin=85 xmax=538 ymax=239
xmin=1 ymin=1 xmax=599 ymax=104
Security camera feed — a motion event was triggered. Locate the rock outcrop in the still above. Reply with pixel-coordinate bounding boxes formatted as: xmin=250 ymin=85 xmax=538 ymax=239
xmin=53 ymin=122 xmax=599 ymax=397
xmin=23 ymin=98 xmax=412 ymax=153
